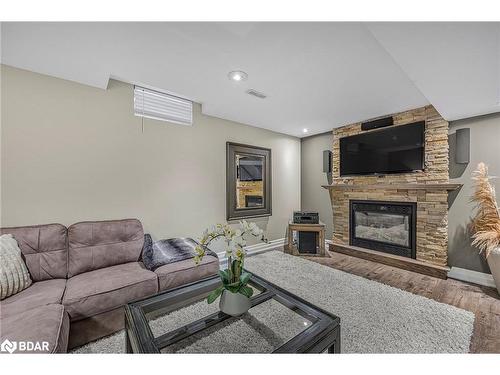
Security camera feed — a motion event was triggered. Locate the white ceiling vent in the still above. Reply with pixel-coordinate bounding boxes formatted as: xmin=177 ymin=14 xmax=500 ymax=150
xmin=246 ymin=89 xmax=267 ymax=99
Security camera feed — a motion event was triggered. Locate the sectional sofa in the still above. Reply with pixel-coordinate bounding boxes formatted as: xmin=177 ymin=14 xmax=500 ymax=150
xmin=0 ymin=218 xmax=219 ymax=353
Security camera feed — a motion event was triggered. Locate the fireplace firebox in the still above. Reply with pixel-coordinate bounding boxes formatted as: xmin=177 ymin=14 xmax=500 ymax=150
xmin=349 ymin=200 xmax=416 ymax=259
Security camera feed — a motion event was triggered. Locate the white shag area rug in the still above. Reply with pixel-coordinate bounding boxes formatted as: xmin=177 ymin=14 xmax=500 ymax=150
xmin=72 ymin=251 xmax=474 ymax=353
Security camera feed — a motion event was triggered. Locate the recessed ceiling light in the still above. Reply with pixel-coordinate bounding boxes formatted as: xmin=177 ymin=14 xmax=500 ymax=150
xmin=228 ymin=70 xmax=248 ymax=82
xmin=302 ymin=128 xmax=309 ymax=133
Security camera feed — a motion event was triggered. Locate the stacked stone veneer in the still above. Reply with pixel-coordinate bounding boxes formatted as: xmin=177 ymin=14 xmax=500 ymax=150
xmin=330 ymin=105 xmax=449 ymax=267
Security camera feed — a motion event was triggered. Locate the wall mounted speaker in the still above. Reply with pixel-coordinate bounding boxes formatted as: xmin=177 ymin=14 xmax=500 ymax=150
xmin=361 ymin=116 xmax=394 ymax=131
xmin=455 ymin=128 xmax=470 ymax=164
xmin=323 ymin=150 xmax=332 ymax=173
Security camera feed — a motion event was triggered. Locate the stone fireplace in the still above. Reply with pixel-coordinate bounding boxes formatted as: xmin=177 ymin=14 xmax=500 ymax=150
xmin=323 ymin=105 xmax=461 ymax=278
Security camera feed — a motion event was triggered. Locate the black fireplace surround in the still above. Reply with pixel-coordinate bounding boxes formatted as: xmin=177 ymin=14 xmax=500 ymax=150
xmin=349 ymin=200 xmax=416 ymax=259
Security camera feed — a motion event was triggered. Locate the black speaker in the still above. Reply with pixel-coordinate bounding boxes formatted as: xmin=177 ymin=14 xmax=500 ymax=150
xmin=455 ymin=128 xmax=470 ymax=164
xmin=298 ymin=231 xmax=317 ymax=254
xmin=361 ymin=116 xmax=394 ymax=131
xmin=323 ymin=150 xmax=332 ymax=173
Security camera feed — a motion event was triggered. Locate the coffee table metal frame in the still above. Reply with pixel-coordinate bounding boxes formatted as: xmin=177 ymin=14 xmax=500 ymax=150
xmin=125 ymin=272 xmax=340 ymax=353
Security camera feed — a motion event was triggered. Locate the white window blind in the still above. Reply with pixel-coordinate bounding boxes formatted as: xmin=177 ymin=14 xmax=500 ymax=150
xmin=134 ymin=86 xmax=193 ymax=125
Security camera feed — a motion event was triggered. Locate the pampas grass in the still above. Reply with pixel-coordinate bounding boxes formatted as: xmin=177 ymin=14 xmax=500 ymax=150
xmin=470 ymin=162 xmax=500 ymax=258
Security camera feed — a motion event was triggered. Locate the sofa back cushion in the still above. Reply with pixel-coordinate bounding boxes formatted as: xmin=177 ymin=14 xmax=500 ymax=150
xmin=1 ymin=234 xmax=33 ymax=299
xmin=68 ymin=219 xmax=144 ymax=277
xmin=0 ymin=224 xmax=68 ymax=281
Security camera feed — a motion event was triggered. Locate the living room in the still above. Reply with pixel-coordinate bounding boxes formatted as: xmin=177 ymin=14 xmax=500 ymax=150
xmin=1 ymin=2 xmax=499 ymax=373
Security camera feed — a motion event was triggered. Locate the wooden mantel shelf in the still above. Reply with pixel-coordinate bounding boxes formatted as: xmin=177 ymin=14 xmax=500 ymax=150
xmin=321 ymin=183 xmax=462 ymax=191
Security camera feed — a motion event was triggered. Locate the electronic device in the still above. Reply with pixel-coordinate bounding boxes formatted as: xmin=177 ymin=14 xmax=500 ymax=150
xmin=340 ymin=121 xmax=425 ymax=176
xmin=455 ymin=128 xmax=470 ymax=164
xmin=293 ymin=211 xmax=319 ymax=224
xmin=361 ymin=116 xmax=394 ymax=131
xmin=237 ymin=156 xmax=263 ymax=181
xmin=323 ymin=150 xmax=332 ymax=173
xmin=298 ymin=232 xmax=317 ymax=254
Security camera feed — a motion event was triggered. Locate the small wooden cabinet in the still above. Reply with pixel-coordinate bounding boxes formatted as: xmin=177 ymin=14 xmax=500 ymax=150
xmin=285 ymin=221 xmax=326 ymax=257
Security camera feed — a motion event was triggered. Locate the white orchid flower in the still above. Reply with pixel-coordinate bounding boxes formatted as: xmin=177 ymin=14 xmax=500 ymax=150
xmin=229 ymin=235 xmax=246 ymax=251
xmin=248 ymin=222 xmax=262 ymax=236
xmin=234 ymin=235 xmax=246 ymax=247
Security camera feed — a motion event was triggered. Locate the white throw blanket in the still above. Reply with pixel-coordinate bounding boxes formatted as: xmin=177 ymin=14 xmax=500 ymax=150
xmin=0 ymin=234 xmax=32 ymax=300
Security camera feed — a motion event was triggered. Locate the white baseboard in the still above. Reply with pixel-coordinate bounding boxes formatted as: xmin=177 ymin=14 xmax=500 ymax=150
xmin=218 ymin=238 xmax=285 ymax=267
xmin=448 ymin=267 xmax=496 ymax=288
xmin=246 ymin=237 xmax=286 ymax=255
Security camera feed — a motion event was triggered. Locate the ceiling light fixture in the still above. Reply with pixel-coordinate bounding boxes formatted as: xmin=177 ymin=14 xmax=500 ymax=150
xmin=228 ymin=70 xmax=248 ymax=82
xmin=302 ymin=128 xmax=309 ymax=134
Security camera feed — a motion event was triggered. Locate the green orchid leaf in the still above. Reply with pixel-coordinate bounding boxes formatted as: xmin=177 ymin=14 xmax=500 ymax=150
xmin=239 ymin=285 xmax=254 ymax=298
xmin=225 ymin=281 xmax=240 ymax=288
xmin=226 ymin=285 xmax=240 ymax=293
xmin=218 ymin=270 xmax=229 ymax=283
xmin=206 ymin=286 xmax=224 ymax=304
xmin=239 ymin=272 xmax=252 ymax=286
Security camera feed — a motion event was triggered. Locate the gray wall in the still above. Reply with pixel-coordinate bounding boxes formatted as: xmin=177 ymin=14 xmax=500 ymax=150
xmin=300 ymin=114 xmax=500 ymax=274
xmin=300 ymin=132 xmax=333 ymax=238
xmin=1 ymin=65 xmax=301 ymax=245
xmin=448 ymin=113 xmax=500 ymax=273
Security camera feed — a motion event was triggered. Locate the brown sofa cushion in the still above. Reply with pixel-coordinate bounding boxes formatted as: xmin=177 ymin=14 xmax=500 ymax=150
xmin=0 ymin=304 xmax=69 ymax=353
xmin=62 ymin=262 xmax=157 ymax=321
xmin=0 ymin=279 xmax=66 ymax=318
xmin=68 ymin=219 xmax=144 ymax=277
xmin=68 ymin=307 xmax=125 ymax=350
xmin=155 ymin=255 xmax=219 ymax=291
xmin=0 ymin=224 xmax=68 ymax=281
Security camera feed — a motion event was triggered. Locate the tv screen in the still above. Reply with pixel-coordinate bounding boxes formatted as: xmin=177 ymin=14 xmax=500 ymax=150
xmin=238 ymin=156 xmax=263 ymax=181
xmin=340 ymin=121 xmax=425 ymax=176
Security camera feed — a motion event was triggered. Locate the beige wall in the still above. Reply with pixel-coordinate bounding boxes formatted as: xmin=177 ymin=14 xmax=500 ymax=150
xmin=300 ymin=132 xmax=333 ymax=238
xmin=0 ymin=65 xmax=301 ymax=244
xmin=448 ymin=113 xmax=500 ymax=273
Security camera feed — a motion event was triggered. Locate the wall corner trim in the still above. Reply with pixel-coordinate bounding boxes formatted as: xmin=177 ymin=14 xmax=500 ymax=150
xmin=448 ymin=266 xmax=495 ymax=288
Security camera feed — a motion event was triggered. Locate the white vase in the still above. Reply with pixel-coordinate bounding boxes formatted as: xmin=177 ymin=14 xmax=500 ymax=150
xmin=487 ymin=247 xmax=500 ymax=295
xmin=219 ymin=290 xmax=251 ymax=316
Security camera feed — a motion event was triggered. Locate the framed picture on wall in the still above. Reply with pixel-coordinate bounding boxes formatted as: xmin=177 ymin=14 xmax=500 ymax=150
xmin=226 ymin=142 xmax=272 ymax=221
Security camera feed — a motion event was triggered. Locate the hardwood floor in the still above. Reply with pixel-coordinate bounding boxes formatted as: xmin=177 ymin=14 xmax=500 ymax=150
xmin=305 ymin=250 xmax=500 ymax=353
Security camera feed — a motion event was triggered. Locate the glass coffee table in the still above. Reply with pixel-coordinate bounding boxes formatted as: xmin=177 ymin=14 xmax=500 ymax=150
xmin=124 ymin=272 xmax=340 ymax=353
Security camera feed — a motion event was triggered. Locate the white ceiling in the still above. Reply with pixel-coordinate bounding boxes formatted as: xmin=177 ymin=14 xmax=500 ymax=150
xmin=367 ymin=22 xmax=500 ymax=121
xmin=1 ymin=22 xmax=499 ymax=137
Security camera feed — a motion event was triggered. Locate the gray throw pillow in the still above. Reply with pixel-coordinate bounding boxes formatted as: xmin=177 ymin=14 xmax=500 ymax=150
xmin=0 ymin=234 xmax=32 ymax=300
xmin=142 ymin=235 xmax=217 ymax=271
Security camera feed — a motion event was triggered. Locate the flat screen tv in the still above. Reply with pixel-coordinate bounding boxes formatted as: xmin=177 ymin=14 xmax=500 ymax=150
xmin=340 ymin=121 xmax=425 ymax=176
xmin=238 ymin=156 xmax=263 ymax=181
